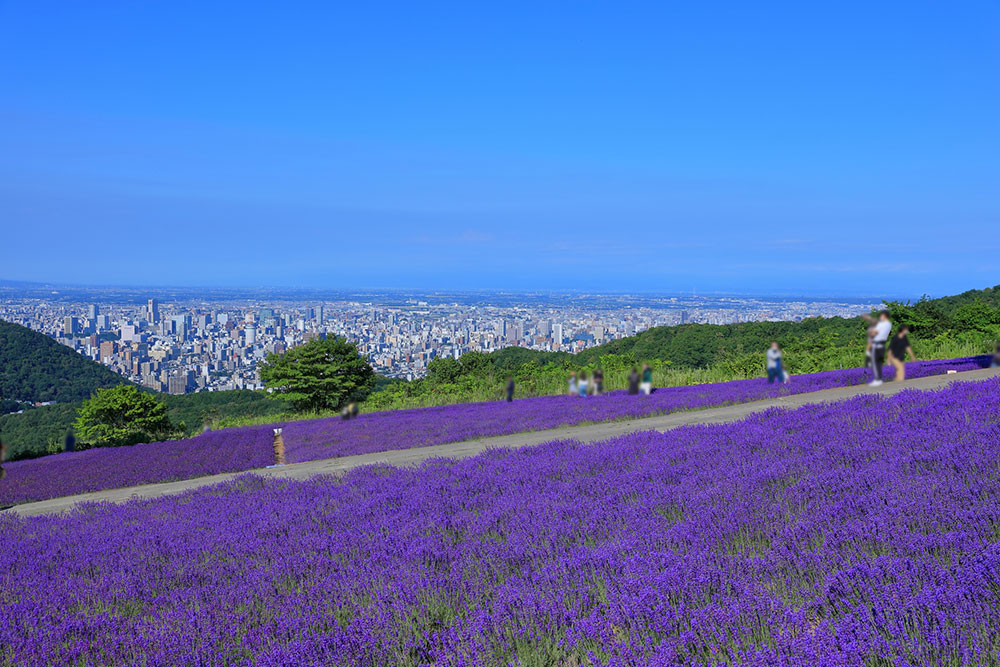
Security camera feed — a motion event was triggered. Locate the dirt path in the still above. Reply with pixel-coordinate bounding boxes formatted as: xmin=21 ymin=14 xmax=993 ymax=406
xmin=9 ymin=367 xmax=1000 ymax=518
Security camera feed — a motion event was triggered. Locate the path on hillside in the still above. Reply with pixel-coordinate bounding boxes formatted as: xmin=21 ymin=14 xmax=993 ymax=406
xmin=9 ymin=367 xmax=1000 ymax=518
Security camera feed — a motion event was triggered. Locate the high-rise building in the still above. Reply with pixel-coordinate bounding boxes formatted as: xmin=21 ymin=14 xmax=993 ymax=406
xmin=316 ymin=305 xmax=324 ymax=322
xmin=87 ymin=304 xmax=99 ymax=320
xmin=63 ymin=316 xmax=79 ymax=336
xmin=120 ymin=324 xmax=139 ymax=342
xmin=99 ymin=340 xmax=117 ymax=362
xmin=95 ymin=314 xmax=110 ymax=331
xmin=245 ymin=326 xmax=257 ymax=346
xmin=167 ymin=373 xmax=190 ymax=395
xmin=147 ymin=299 xmax=160 ymax=324
xmin=552 ymin=323 xmax=563 ymax=344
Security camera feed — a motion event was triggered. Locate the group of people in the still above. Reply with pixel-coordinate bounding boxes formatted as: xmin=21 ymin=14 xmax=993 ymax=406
xmin=566 ymin=364 xmax=653 ymax=397
xmin=862 ymin=310 xmax=916 ymax=386
xmin=766 ymin=310 xmax=919 ymax=387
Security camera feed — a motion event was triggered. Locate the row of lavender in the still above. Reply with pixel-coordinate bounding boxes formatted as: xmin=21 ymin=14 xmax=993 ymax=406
xmin=2 ymin=377 xmax=998 ymax=665
xmin=0 ymin=425 xmax=275 ymax=506
xmin=0 ymin=355 xmax=990 ymax=506
xmin=279 ymin=355 xmax=991 ymax=462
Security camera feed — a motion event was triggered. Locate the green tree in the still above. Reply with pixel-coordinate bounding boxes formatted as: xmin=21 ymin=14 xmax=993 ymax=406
xmin=74 ymin=385 xmax=174 ymax=448
xmin=259 ymin=336 xmax=375 ymax=412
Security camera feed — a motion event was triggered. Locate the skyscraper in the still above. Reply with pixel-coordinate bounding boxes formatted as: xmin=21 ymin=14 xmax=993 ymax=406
xmin=63 ymin=316 xmax=79 ymax=336
xmin=147 ymin=298 xmax=160 ymax=324
xmin=87 ymin=304 xmax=98 ymax=320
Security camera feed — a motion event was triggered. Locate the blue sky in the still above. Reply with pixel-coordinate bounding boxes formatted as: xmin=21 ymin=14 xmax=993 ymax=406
xmin=1 ymin=1 xmax=997 ymax=297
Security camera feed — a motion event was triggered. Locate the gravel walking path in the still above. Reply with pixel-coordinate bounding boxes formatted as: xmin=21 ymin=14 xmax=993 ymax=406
xmin=9 ymin=366 xmax=1000 ymax=517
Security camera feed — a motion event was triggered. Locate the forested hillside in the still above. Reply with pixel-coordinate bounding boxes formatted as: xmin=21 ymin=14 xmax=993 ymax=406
xmin=0 ymin=319 xmax=127 ymax=409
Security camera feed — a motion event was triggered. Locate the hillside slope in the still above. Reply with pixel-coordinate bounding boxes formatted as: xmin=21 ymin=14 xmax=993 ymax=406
xmin=489 ymin=284 xmax=1000 ymax=371
xmin=0 ymin=319 xmax=127 ymax=406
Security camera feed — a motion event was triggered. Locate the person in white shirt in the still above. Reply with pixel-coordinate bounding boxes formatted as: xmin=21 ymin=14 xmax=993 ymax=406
xmin=862 ymin=310 xmax=892 ymax=386
xmin=766 ymin=342 xmax=783 ymax=384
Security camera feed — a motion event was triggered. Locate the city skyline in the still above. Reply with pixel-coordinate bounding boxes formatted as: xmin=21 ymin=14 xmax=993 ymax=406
xmin=2 ymin=2 xmax=998 ymax=295
xmin=2 ymin=286 xmax=881 ymax=393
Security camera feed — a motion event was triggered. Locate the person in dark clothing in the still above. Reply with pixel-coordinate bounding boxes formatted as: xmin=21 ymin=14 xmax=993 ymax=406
xmin=0 ymin=441 xmax=7 ymax=482
xmin=593 ymin=369 xmax=604 ymax=395
xmin=350 ymin=402 xmax=360 ymax=418
xmin=64 ymin=430 xmax=76 ymax=453
xmin=766 ymin=342 xmax=783 ymax=384
xmin=992 ymin=343 xmax=1000 ymax=368
xmin=887 ymin=326 xmax=917 ymax=381
xmin=505 ymin=376 xmax=515 ymax=402
xmin=627 ymin=367 xmax=640 ymax=395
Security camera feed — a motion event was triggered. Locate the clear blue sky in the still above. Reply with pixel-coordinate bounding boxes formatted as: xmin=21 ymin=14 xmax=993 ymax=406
xmin=1 ymin=1 xmax=997 ymax=297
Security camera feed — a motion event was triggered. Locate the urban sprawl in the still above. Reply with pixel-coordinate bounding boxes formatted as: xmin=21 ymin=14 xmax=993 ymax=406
xmin=0 ymin=290 xmax=879 ymax=394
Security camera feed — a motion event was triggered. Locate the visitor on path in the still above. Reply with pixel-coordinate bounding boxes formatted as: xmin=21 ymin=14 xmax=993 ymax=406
xmin=627 ymin=367 xmax=640 ymax=395
xmin=888 ymin=325 xmax=917 ymax=382
xmin=992 ymin=344 xmax=1000 ymax=368
xmin=640 ymin=364 xmax=653 ymax=395
xmin=505 ymin=376 xmax=515 ymax=402
xmin=64 ymin=430 xmax=75 ymax=453
xmin=862 ymin=310 xmax=892 ymax=386
xmin=766 ymin=341 xmax=784 ymax=384
xmin=341 ymin=402 xmax=360 ymax=420
xmin=593 ymin=369 xmax=604 ymax=396
xmin=578 ymin=371 xmax=589 ymax=397
xmin=568 ymin=371 xmax=578 ymax=395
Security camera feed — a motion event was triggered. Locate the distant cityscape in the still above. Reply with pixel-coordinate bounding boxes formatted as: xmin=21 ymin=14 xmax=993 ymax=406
xmin=0 ymin=284 xmax=879 ymax=394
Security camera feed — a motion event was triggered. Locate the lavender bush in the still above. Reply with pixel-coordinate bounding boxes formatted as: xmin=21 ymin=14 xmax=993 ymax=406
xmin=1 ymin=377 xmax=998 ymax=665
xmin=0 ymin=355 xmax=989 ymax=506
xmin=0 ymin=424 xmax=276 ymax=505
xmin=280 ymin=355 xmax=991 ymax=462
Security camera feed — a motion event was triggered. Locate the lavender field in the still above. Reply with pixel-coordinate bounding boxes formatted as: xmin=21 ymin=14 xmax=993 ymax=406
xmin=280 ymin=355 xmax=990 ymax=462
xmin=0 ymin=425 xmax=275 ymax=506
xmin=0 ymin=356 xmax=990 ymax=506
xmin=2 ymin=377 xmax=999 ymax=666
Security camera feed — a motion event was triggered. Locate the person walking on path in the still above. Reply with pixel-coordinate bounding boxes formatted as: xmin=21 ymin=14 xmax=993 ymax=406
xmin=578 ymin=371 xmax=589 ymax=397
xmin=862 ymin=310 xmax=892 ymax=386
xmin=593 ymin=369 xmax=604 ymax=396
xmin=505 ymin=376 xmax=515 ymax=402
xmin=640 ymin=364 xmax=653 ymax=395
xmin=627 ymin=367 xmax=640 ymax=395
xmin=64 ymin=429 xmax=75 ymax=453
xmin=888 ymin=325 xmax=917 ymax=382
xmin=568 ymin=371 xmax=578 ymax=395
xmin=766 ymin=341 xmax=784 ymax=384
xmin=992 ymin=344 xmax=1000 ymax=368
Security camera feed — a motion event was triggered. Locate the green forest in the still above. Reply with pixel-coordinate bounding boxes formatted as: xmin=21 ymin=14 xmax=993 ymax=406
xmin=0 ymin=319 xmax=127 ymax=410
xmin=1 ymin=285 xmax=998 ymax=458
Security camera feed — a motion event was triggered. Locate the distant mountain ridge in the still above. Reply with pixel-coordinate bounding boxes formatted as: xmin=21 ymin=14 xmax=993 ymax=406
xmin=0 ymin=319 xmax=128 ymax=407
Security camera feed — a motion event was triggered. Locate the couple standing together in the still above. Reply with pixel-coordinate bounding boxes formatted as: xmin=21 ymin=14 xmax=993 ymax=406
xmin=863 ymin=310 xmax=916 ymax=386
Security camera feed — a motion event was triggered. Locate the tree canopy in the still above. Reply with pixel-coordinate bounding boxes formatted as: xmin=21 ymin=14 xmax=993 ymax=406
xmin=0 ymin=319 xmax=127 ymax=409
xmin=74 ymin=385 xmax=175 ymax=448
xmin=259 ymin=336 xmax=375 ymax=413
